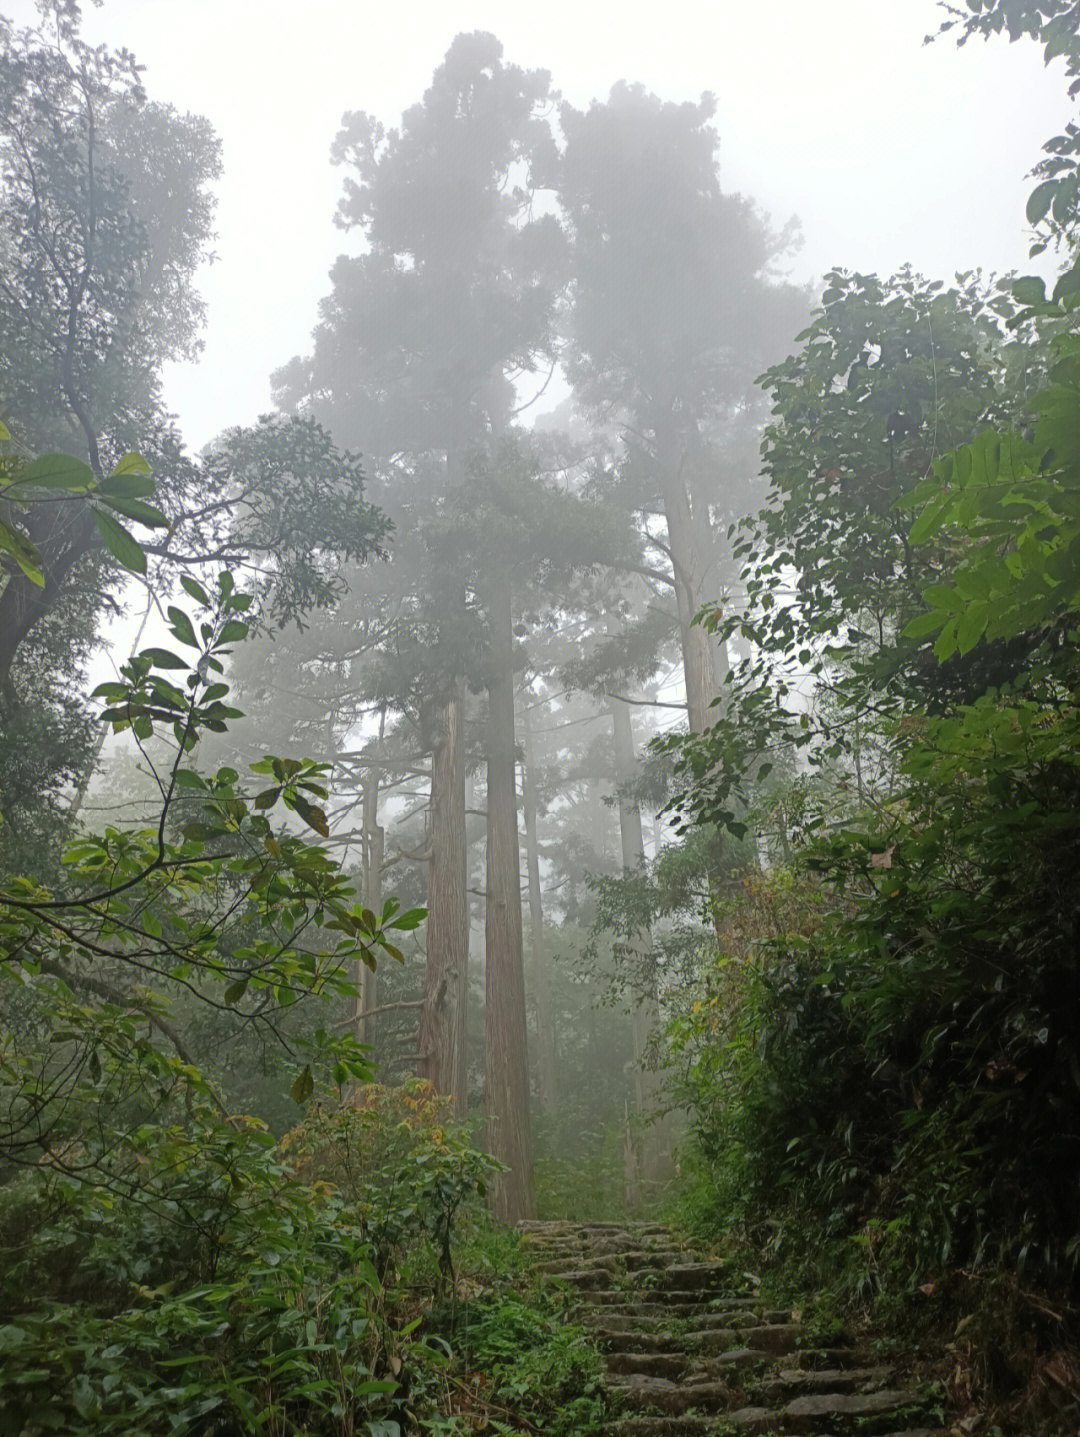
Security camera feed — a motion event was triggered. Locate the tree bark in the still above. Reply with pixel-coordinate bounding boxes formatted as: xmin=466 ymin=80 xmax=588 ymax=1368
xmin=484 ymin=568 xmax=535 ymax=1222
xmin=610 ymin=699 xmax=670 ymax=1196
xmin=520 ymin=702 xmax=555 ymax=1113
xmin=0 ymin=507 xmax=97 ymax=693
xmin=418 ymin=679 xmax=468 ymax=1111
xmin=356 ymin=766 xmax=383 ymax=1049
xmin=654 ymin=416 xmax=720 ymax=736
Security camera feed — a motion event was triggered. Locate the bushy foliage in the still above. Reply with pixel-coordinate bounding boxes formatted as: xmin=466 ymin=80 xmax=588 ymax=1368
xmin=282 ymin=1080 xmax=500 ymax=1290
xmin=0 ymin=1082 xmax=500 ymax=1436
xmin=444 ymin=1288 xmax=607 ymax=1437
xmin=663 ymin=1 xmax=1080 ymax=1323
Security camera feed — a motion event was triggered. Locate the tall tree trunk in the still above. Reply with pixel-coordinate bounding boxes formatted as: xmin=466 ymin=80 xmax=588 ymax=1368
xmin=418 ymin=679 xmax=468 ymax=1111
xmin=356 ymin=766 xmax=383 ymax=1048
xmin=520 ymin=702 xmax=555 ymax=1113
xmin=655 ymin=415 xmax=720 ymax=736
xmin=610 ymin=699 xmax=670 ymax=1197
xmin=485 ymin=569 xmax=535 ymax=1223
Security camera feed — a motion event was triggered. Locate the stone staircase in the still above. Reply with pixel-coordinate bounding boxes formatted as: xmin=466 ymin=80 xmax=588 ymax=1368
xmin=517 ymin=1219 xmax=946 ymax=1437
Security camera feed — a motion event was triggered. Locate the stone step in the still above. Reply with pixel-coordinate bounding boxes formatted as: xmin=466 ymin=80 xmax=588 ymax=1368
xmin=606 ymin=1350 xmax=690 ymax=1380
xmin=760 ymin=1364 xmax=894 ymax=1398
xmin=604 ymin=1374 xmax=735 ymax=1416
xmin=602 ymin=1391 xmax=929 ymax=1434
xmin=523 ymin=1220 xmax=944 ymax=1437
xmin=604 ymin=1423 xmax=942 ymax=1437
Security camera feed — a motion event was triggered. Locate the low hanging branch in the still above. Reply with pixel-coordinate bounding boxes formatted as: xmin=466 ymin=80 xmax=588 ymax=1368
xmin=331 ymin=998 xmax=425 ymax=1030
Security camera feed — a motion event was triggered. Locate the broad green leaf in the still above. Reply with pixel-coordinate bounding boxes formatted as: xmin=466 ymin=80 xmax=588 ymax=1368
xmin=98 ymin=493 xmax=169 ymax=527
xmin=908 ymin=493 xmax=952 ymax=544
xmin=292 ymin=796 xmax=330 ymax=838
xmin=1012 ymin=275 xmax=1047 ymax=306
xmin=110 ymin=451 xmax=151 ymax=478
xmin=180 ymin=574 xmax=210 ymax=606
xmin=934 ymin=614 xmax=959 ymax=661
xmin=167 ymin=606 xmax=199 ymax=648
xmin=902 ymin=609 xmax=947 ymax=640
xmin=0 ymin=519 xmax=44 ymax=585
xmin=22 ymin=452 xmax=95 ymax=492
xmin=1026 ymin=178 xmax=1057 ymax=225
xmin=0 ymin=420 xmax=10 ymax=441
xmin=98 ymin=470 xmax=156 ymax=501
xmin=388 ymin=907 xmax=426 ymax=932
xmin=92 ymin=508 xmax=147 ymax=574
xmin=1053 ymin=260 xmax=1080 ymax=303
xmin=218 ymin=619 xmax=249 ymax=643
xmin=139 ymin=646 xmax=187 ymax=669
xmin=290 ymin=1065 xmax=314 ymax=1103
xmin=956 ymin=600 xmax=989 ymax=655
xmin=173 ymin=770 xmax=208 ymax=790
xmin=223 ymin=977 xmax=249 ymax=1004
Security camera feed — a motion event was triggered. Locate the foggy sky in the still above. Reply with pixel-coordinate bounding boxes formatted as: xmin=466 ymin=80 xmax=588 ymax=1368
xmin=7 ymin=0 xmax=1071 ymax=450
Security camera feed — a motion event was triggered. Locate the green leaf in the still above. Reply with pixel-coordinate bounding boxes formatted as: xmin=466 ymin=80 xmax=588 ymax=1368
xmin=0 ymin=519 xmax=44 ymax=585
xmin=139 ymin=647 xmax=187 ymax=669
xmin=1053 ymin=260 xmax=1080 ymax=302
xmin=218 ymin=619 xmax=249 ymax=644
xmin=223 ymin=978 xmax=249 ymax=1004
xmin=292 ymin=795 xmax=330 ymax=838
xmin=92 ymin=508 xmax=147 ymax=574
xmin=22 ymin=452 xmax=95 ymax=491
xmin=173 ymin=770 xmax=207 ymax=790
xmin=1012 ymin=275 xmax=1047 ymax=306
xmin=290 ymin=1065 xmax=314 ymax=1103
xmin=180 ymin=574 xmax=210 ymax=606
xmin=1026 ymin=178 xmax=1058 ymax=225
xmin=934 ymin=615 xmax=959 ymax=661
xmin=167 ymin=606 xmax=199 ymax=648
xmin=908 ymin=493 xmax=953 ymax=545
xmin=110 ymin=451 xmax=151 ymax=478
xmin=902 ymin=610 xmax=947 ymax=640
xmin=98 ymin=493 xmax=168 ymax=527
xmin=98 ymin=470 xmax=156 ymax=501
xmin=389 ymin=907 xmax=426 ymax=932
xmin=956 ymin=600 xmax=989 ymax=655
xmin=0 ymin=420 xmax=10 ymax=441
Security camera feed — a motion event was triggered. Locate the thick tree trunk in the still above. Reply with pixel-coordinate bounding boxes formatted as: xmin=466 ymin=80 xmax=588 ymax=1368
xmin=652 ymin=413 xmax=720 ymax=736
xmin=520 ymin=703 xmax=555 ymax=1113
xmin=485 ymin=570 xmax=535 ymax=1222
xmin=356 ymin=768 xmax=383 ymax=1049
xmin=418 ymin=680 xmax=468 ymax=1110
xmin=610 ymin=699 xmax=670 ymax=1196
xmin=0 ymin=507 xmax=96 ymax=693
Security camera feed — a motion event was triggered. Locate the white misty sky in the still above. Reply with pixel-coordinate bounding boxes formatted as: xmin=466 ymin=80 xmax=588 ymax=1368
xmin=8 ymin=0 xmax=1071 ymax=450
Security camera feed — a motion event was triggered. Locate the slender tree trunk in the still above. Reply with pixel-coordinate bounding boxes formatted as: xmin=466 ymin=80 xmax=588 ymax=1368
xmin=520 ymin=702 xmax=555 ymax=1113
xmin=454 ymin=762 xmax=477 ymax=1115
xmin=418 ymin=680 xmax=468 ymax=1110
xmin=610 ymin=699 xmax=670 ymax=1197
xmin=356 ymin=767 xmax=383 ymax=1048
xmin=485 ymin=569 xmax=534 ymax=1223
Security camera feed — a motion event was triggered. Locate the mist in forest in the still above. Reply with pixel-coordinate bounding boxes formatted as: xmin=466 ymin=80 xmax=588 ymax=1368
xmin=4 ymin=2 xmax=1080 ymax=1432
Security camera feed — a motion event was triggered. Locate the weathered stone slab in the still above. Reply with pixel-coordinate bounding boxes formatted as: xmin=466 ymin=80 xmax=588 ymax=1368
xmin=780 ymin=1387 xmax=920 ymax=1434
xmin=742 ymin=1322 xmax=801 ymax=1354
xmin=605 ymin=1351 xmax=688 ymax=1380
